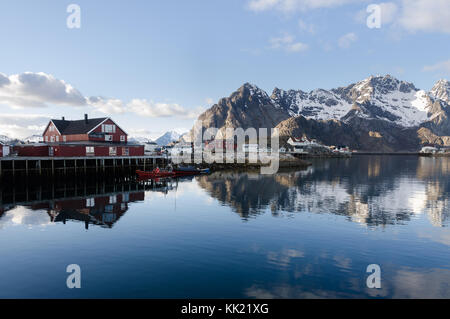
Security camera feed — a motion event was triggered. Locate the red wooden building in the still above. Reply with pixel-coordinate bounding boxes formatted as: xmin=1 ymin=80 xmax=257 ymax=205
xmin=14 ymin=114 xmax=144 ymax=157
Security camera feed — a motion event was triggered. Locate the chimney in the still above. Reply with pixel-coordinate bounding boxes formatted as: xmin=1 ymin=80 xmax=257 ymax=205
xmin=84 ymin=114 xmax=88 ymax=124
xmin=62 ymin=116 xmax=65 ymax=121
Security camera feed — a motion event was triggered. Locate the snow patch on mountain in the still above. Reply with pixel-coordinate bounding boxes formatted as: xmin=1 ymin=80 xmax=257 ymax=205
xmin=270 ymin=75 xmax=448 ymax=127
xmin=155 ymin=131 xmax=181 ymax=146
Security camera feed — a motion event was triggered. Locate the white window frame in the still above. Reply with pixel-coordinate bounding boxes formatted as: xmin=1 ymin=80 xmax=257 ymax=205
xmin=109 ymin=195 xmax=117 ymax=204
xmin=109 ymin=147 xmax=117 ymax=156
xmin=103 ymin=124 xmax=115 ymax=133
xmin=50 ymin=136 xmax=55 ymax=142
xmin=105 ymin=135 xmax=113 ymax=142
xmin=120 ymin=135 xmax=125 ymax=142
xmin=63 ymin=136 xmax=66 ymax=142
xmin=86 ymin=198 xmax=95 ymax=207
xmin=86 ymin=146 xmax=95 ymax=155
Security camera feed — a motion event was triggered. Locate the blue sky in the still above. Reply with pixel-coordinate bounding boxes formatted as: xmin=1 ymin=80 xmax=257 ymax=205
xmin=0 ymin=0 xmax=449 ymax=139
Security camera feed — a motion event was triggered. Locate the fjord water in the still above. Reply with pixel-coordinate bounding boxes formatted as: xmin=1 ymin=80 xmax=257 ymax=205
xmin=0 ymin=156 xmax=449 ymax=298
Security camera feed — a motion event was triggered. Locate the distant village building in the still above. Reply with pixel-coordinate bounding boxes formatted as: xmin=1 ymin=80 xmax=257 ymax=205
xmin=144 ymin=142 xmax=160 ymax=154
xmin=0 ymin=143 xmax=10 ymax=157
xmin=14 ymin=114 xmax=144 ymax=157
xmin=420 ymin=146 xmax=438 ymax=154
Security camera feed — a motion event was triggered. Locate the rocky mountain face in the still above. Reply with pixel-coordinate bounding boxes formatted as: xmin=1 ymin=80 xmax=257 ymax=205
xmin=194 ymin=76 xmax=450 ymax=151
xmin=195 ymin=83 xmax=291 ymax=138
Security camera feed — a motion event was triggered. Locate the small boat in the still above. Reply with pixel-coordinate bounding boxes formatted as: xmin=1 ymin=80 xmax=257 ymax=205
xmin=174 ymin=166 xmax=210 ymax=175
xmin=136 ymin=168 xmax=175 ymax=179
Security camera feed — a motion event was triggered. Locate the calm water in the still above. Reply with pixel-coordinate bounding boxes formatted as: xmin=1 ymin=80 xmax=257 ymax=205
xmin=0 ymin=155 xmax=449 ymax=298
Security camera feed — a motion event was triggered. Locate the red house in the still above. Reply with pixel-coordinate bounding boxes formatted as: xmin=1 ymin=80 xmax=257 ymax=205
xmin=43 ymin=114 xmax=128 ymax=144
xmin=15 ymin=114 xmax=144 ymax=157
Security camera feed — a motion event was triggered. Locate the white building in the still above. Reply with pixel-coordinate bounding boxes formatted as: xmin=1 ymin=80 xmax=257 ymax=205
xmin=144 ymin=142 xmax=159 ymax=154
xmin=420 ymin=146 xmax=438 ymax=154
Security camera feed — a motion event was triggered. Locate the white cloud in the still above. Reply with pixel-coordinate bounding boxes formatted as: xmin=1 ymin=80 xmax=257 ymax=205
xmin=423 ymin=60 xmax=450 ymax=74
xmin=87 ymin=96 xmax=125 ymax=114
xmin=357 ymin=1 xmax=450 ymax=34
xmin=0 ymin=113 xmax=51 ymax=139
xmin=248 ymin=0 xmax=363 ymax=12
xmin=298 ymin=19 xmax=316 ymax=34
xmin=380 ymin=2 xmax=399 ymax=25
xmin=269 ymin=34 xmax=309 ymax=52
xmin=0 ymin=72 xmax=86 ymax=109
xmin=127 ymin=99 xmax=204 ymax=119
xmin=0 ymin=72 xmax=199 ymax=121
xmin=398 ymin=0 xmax=450 ymax=33
xmin=338 ymin=32 xmax=358 ymax=48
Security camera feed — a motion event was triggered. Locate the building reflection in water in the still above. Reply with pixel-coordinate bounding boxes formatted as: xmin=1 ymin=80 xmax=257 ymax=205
xmin=0 ymin=177 xmax=178 ymax=229
xmin=1 ymin=157 xmax=449 ymax=229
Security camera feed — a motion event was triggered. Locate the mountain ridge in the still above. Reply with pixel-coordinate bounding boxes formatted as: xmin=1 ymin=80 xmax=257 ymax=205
xmin=193 ymin=75 xmax=450 ymax=151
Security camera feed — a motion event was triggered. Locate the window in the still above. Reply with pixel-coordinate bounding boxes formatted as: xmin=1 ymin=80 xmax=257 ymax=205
xmin=103 ymin=124 xmax=116 ymax=133
xmin=109 ymin=195 xmax=117 ymax=204
xmin=50 ymin=136 xmax=55 ymax=142
xmin=105 ymin=135 xmax=113 ymax=142
xmin=49 ymin=125 xmax=54 ymax=132
xmin=109 ymin=147 xmax=117 ymax=156
xmin=56 ymin=136 xmax=59 ymax=142
xmin=122 ymin=147 xmax=129 ymax=156
xmin=120 ymin=135 xmax=125 ymax=142
xmin=45 ymin=136 xmax=48 ymax=142
xmin=86 ymin=198 xmax=95 ymax=207
xmin=122 ymin=193 xmax=129 ymax=203
xmin=63 ymin=136 xmax=66 ymax=142
xmin=86 ymin=146 xmax=95 ymax=155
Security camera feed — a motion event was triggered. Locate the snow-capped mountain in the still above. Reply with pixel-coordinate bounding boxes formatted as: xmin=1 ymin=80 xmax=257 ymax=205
xmin=430 ymin=79 xmax=450 ymax=104
xmin=193 ymin=75 xmax=450 ymax=150
xmin=129 ymin=136 xmax=153 ymax=144
xmin=0 ymin=135 xmax=23 ymax=145
xmin=0 ymin=135 xmax=13 ymax=144
xmin=272 ymin=75 xmax=441 ymax=127
xmin=155 ymin=131 xmax=181 ymax=146
xmin=23 ymin=135 xmax=43 ymax=143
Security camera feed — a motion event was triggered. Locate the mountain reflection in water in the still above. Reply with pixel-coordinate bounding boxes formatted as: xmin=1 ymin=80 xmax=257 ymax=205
xmin=0 ymin=156 xmax=449 ymax=229
xmin=196 ymin=156 xmax=450 ymax=227
xmin=0 ymin=156 xmax=449 ymax=299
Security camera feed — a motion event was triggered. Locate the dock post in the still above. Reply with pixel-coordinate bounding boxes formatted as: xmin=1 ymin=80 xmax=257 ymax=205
xmin=84 ymin=159 xmax=87 ymax=174
xmin=143 ymin=158 xmax=146 ymax=171
xmin=52 ymin=159 xmax=55 ymax=175
xmin=38 ymin=160 xmax=42 ymax=176
xmin=12 ymin=160 xmax=15 ymax=177
xmin=64 ymin=160 xmax=66 ymax=175
xmin=25 ymin=160 xmax=28 ymax=177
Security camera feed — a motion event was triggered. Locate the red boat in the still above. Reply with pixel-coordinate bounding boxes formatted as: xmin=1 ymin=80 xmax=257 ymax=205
xmin=136 ymin=168 xmax=175 ymax=179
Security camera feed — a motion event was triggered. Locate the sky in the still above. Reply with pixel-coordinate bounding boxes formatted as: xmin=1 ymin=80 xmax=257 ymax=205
xmin=0 ymin=0 xmax=449 ymax=140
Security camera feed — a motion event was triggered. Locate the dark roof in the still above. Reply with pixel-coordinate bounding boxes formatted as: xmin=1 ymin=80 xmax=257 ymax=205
xmin=51 ymin=118 xmax=108 ymax=135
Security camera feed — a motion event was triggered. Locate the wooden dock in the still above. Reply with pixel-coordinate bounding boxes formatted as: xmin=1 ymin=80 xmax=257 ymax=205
xmin=0 ymin=155 xmax=169 ymax=179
